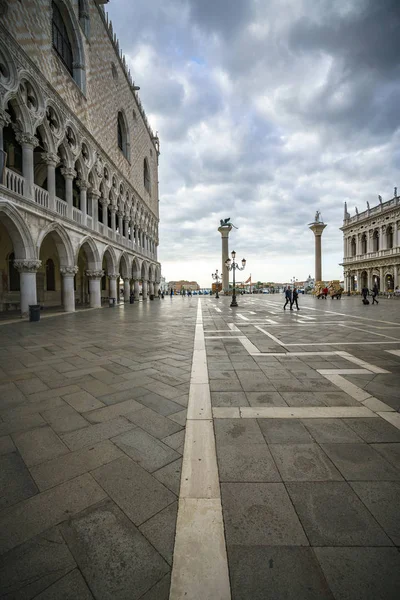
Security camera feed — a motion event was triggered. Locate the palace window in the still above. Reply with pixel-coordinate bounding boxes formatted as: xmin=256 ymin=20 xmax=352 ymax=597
xmin=144 ymin=158 xmax=151 ymax=194
xmin=387 ymin=225 xmax=393 ymax=249
xmin=373 ymin=230 xmax=379 ymax=252
xmin=117 ymin=112 xmax=129 ymax=160
xmin=52 ymin=2 xmax=73 ymax=75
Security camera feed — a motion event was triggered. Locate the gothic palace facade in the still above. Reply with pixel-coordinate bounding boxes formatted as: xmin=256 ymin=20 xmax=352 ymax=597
xmin=0 ymin=0 xmax=160 ymax=316
xmin=341 ymin=194 xmax=400 ymax=293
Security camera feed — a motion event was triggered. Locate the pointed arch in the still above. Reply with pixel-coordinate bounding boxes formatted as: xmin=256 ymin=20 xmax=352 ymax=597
xmin=0 ymin=201 xmax=35 ymax=259
xmin=76 ymin=236 xmax=101 ymax=270
xmin=51 ymin=0 xmax=86 ymax=94
xmin=101 ymin=245 xmax=118 ymax=275
xmin=143 ymin=157 xmax=151 ymax=194
xmin=37 ymin=222 xmax=75 ymax=267
xmin=132 ymin=256 xmax=141 ymax=280
xmin=141 ymin=260 xmax=149 ymax=281
xmin=119 ymin=252 xmax=131 ymax=279
xmin=117 ymin=111 xmax=130 ymax=161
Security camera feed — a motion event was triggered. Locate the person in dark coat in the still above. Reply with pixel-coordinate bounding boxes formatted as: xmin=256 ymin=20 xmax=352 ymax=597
xmin=371 ymin=284 xmax=379 ymax=304
xmin=291 ymin=287 xmax=300 ymax=310
xmin=284 ymin=286 xmax=292 ymax=310
xmin=361 ymin=286 xmax=369 ymax=301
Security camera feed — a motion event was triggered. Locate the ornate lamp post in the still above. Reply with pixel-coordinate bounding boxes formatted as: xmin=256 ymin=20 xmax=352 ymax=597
xmin=212 ymin=269 xmax=221 ymax=298
xmin=225 ymin=250 xmax=246 ymax=308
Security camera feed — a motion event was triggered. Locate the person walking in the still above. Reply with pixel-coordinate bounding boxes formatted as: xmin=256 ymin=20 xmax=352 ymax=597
xmin=361 ymin=286 xmax=369 ymax=302
xmin=170 ymin=288 xmax=173 ymax=297
xmin=371 ymin=284 xmax=379 ymax=304
xmin=284 ymin=286 xmax=292 ymax=310
xmin=291 ymin=287 xmax=300 ymax=310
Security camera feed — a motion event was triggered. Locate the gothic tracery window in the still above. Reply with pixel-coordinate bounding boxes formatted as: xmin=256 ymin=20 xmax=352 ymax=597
xmin=52 ymin=2 xmax=73 ymax=75
xmin=144 ymin=158 xmax=151 ymax=194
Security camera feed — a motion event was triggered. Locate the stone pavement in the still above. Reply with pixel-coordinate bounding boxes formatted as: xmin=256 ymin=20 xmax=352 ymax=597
xmin=0 ymin=294 xmax=400 ymax=599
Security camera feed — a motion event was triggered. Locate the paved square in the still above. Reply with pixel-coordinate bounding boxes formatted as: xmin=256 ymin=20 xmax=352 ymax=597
xmin=1 ymin=294 xmax=400 ymax=599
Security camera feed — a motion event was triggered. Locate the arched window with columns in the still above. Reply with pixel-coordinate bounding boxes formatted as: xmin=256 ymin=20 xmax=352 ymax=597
xmin=387 ymin=225 xmax=393 ymax=249
xmin=373 ymin=230 xmax=379 ymax=251
xmin=361 ymin=233 xmax=367 ymax=254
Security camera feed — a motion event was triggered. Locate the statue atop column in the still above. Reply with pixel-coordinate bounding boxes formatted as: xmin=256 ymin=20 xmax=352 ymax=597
xmin=218 ymin=219 xmax=234 ymax=295
xmin=308 ymin=210 xmax=327 ymax=283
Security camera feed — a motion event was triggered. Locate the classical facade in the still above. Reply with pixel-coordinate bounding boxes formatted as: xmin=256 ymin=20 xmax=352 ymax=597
xmin=341 ymin=194 xmax=400 ymax=292
xmin=0 ymin=0 xmax=160 ymax=316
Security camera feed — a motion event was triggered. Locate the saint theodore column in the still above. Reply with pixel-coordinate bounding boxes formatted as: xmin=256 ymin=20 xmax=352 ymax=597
xmin=218 ymin=219 xmax=233 ymax=294
xmin=309 ymin=211 xmax=327 ymax=282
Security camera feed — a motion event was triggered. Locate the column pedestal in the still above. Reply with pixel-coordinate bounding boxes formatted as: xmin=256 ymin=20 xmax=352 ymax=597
xmin=60 ymin=266 xmax=78 ymax=312
xmin=14 ymin=259 xmax=41 ymax=317
xmin=218 ymin=225 xmax=233 ymax=294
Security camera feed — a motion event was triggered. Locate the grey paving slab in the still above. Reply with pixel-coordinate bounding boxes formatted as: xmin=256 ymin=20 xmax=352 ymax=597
xmin=91 ymin=456 xmax=176 ymax=526
xmin=139 ymin=501 xmax=178 ymax=565
xmin=301 ymin=418 xmax=364 ymax=443
xmin=228 ymin=546 xmax=334 ymax=600
xmin=62 ymin=390 xmax=105 ymax=412
xmin=83 ymin=398 xmax=143 ymax=423
xmin=41 ymin=404 xmax=89 ymax=434
xmin=16 ymin=378 xmax=49 ymax=395
xmin=153 ymin=458 xmax=182 ymax=495
xmin=270 ymin=444 xmax=343 ymax=481
xmin=0 ymin=451 xmax=38 ymax=508
xmin=0 ymin=412 xmax=46 ymax=436
xmin=245 ymin=391 xmax=287 ymax=407
xmin=236 ymin=370 xmax=271 ymax=392
xmin=78 ymin=378 xmax=116 ymax=397
xmin=13 ymin=426 xmax=69 ymax=467
xmin=343 ymin=417 xmax=400 ymax=442
xmin=314 ymin=391 xmax=360 ymax=406
xmin=162 ymin=430 xmax=185 ymax=453
xmin=209 ymin=378 xmax=243 ymax=391
xmin=281 ymin=391 xmax=327 ymax=407
xmin=125 ymin=407 xmax=182 ymax=439
xmin=258 ymin=419 xmax=313 ymax=444
xmin=139 ymin=574 xmax=171 ymax=600
xmin=135 ymin=392 xmax=184 ymax=416
xmin=30 ymin=440 xmax=123 ymax=491
xmin=0 ymin=528 xmax=76 ymax=600
xmin=217 ymin=443 xmax=281 ymax=482
xmin=0 ymin=382 xmax=27 ymax=410
xmin=221 ymin=483 xmax=308 ymax=546
xmin=33 ymin=568 xmax=94 ymax=599
xmin=371 ymin=442 xmax=400 ymax=469
xmin=214 ymin=418 xmax=265 ymax=445
xmin=61 ymin=417 xmax=135 ymax=451
xmin=211 ymin=391 xmax=249 ymax=407
xmin=168 ymin=409 xmax=187 ymax=426
xmin=0 ymin=434 xmax=16 ymax=454
xmin=350 ymin=481 xmax=400 ymax=545
xmin=322 ymin=443 xmax=400 ymax=480
xmin=0 ymin=473 xmax=107 ymax=555
xmin=112 ymin=428 xmax=180 ymax=472
xmin=286 ymin=482 xmax=392 ymax=546
xmin=315 ymin=547 xmax=400 ymax=600
xmin=60 ymin=499 xmax=169 ymax=600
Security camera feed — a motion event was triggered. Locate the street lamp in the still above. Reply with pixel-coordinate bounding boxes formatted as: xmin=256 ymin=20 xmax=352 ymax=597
xmin=225 ymin=250 xmax=246 ymax=307
xmin=211 ymin=269 xmax=221 ymax=299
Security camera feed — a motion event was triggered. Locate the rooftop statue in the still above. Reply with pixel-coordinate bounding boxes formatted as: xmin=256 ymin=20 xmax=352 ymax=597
xmin=220 ymin=218 xmax=231 ymax=227
xmin=314 ymin=210 xmax=321 ymax=222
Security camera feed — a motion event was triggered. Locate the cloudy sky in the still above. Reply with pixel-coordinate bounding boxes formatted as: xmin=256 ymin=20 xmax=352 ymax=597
xmin=108 ymin=0 xmax=400 ymax=287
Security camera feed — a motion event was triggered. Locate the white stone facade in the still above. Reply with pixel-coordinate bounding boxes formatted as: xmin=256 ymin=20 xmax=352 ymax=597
xmin=340 ymin=195 xmax=400 ymax=293
xmin=0 ymin=0 xmax=161 ymax=316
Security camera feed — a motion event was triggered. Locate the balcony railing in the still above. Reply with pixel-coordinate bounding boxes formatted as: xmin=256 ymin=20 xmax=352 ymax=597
xmin=4 ymin=168 xmax=24 ymax=196
xmin=343 ymin=247 xmax=400 ymax=263
xmin=1 ymin=175 xmax=158 ymax=263
xmin=73 ymin=207 xmax=83 ymax=224
xmin=34 ymin=184 xmax=49 ymax=209
xmin=56 ymin=197 xmax=67 ymax=217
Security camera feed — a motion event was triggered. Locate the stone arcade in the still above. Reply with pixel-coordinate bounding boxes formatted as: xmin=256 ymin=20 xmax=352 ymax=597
xmin=0 ymin=0 xmax=161 ymax=316
xmin=341 ymin=194 xmax=400 ymax=293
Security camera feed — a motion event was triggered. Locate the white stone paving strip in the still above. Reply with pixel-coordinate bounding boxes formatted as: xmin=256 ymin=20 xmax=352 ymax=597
xmin=335 ymin=350 xmax=389 ymax=374
xmin=377 ymin=411 xmax=400 ymax=430
xmin=170 ymin=299 xmax=231 ymax=600
xmin=386 ymin=349 xmax=400 ymax=357
xmin=254 ymin=325 xmax=287 ymax=347
xmin=212 ymin=406 xmax=377 ymax=419
xmin=228 ymin=323 xmax=240 ymax=332
xmin=237 ymin=313 xmax=249 ymax=320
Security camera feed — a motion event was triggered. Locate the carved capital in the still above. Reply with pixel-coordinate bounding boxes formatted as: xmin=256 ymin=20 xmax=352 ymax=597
xmin=61 ymin=167 xmax=77 ymax=180
xmin=86 ymin=269 xmax=104 ymax=280
xmin=60 ymin=266 xmax=79 ymax=277
xmin=100 ymin=197 xmax=109 ymax=207
xmin=41 ymin=152 xmax=59 ymax=167
xmin=109 ymin=205 xmax=118 ymax=214
xmin=108 ymin=273 xmax=120 ymax=280
xmin=0 ymin=110 xmax=11 ymax=128
xmin=14 ymin=259 xmax=42 ymax=273
xmin=88 ymin=189 xmax=101 ymax=200
xmin=123 ymin=216 xmax=130 ymax=223
xmin=15 ymin=132 xmax=39 ymax=148
xmin=76 ymin=179 xmax=88 ymax=190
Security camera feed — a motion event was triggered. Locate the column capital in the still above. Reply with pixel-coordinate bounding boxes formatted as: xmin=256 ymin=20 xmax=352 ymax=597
xmin=100 ymin=196 xmax=109 ymax=206
xmin=14 ymin=259 xmax=42 ymax=273
xmin=60 ymin=265 xmax=79 ymax=277
xmin=41 ymin=152 xmax=59 ymax=167
xmin=123 ymin=215 xmax=130 ymax=223
xmin=218 ymin=224 xmax=233 ymax=238
xmin=15 ymin=132 xmax=39 ymax=148
xmin=109 ymin=205 xmax=118 ymax=214
xmin=88 ymin=189 xmax=101 ymax=200
xmin=86 ymin=269 xmax=104 ymax=280
xmin=123 ymin=277 xmax=130 ymax=282
xmin=108 ymin=272 xmax=120 ymax=280
xmin=0 ymin=110 xmax=11 ymax=128
xmin=61 ymin=167 xmax=77 ymax=180
xmin=76 ymin=179 xmax=88 ymax=190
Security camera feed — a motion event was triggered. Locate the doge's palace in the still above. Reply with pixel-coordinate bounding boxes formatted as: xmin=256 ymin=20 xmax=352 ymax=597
xmin=0 ymin=0 xmax=160 ymax=316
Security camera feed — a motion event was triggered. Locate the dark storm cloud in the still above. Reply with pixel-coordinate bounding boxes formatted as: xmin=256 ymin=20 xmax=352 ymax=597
xmin=106 ymin=0 xmax=400 ymax=284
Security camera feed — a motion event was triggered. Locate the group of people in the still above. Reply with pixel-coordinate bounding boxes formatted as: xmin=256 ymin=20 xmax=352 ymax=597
xmin=361 ymin=284 xmax=379 ymax=305
xmin=283 ymin=286 xmax=300 ymax=310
